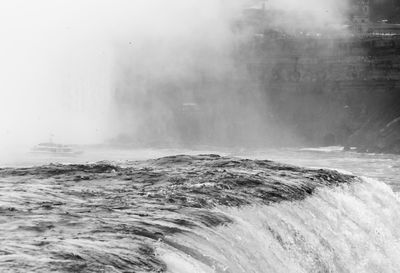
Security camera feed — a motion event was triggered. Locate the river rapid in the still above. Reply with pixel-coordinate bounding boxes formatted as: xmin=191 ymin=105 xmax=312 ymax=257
xmin=1 ymin=147 xmax=400 ymax=272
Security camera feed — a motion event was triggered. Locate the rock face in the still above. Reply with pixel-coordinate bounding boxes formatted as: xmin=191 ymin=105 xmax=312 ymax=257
xmin=347 ymin=95 xmax=400 ymax=153
xmin=245 ymin=32 xmax=400 ymax=152
xmin=0 ymin=155 xmax=356 ymax=272
xmin=111 ymin=2 xmax=400 ymax=153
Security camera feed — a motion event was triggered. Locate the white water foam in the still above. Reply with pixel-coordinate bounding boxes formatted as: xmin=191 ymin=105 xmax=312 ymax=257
xmin=158 ymin=177 xmax=400 ymax=273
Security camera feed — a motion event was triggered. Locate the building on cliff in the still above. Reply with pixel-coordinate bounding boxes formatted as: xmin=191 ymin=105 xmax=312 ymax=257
xmin=350 ymin=0 xmax=371 ymax=33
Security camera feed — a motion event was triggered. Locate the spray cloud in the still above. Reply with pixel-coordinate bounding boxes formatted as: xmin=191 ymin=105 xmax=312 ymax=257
xmin=0 ymin=0 xmax=352 ymax=154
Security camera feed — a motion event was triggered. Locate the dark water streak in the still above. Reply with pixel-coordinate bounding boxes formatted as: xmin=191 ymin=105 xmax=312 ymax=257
xmin=0 ymin=155 xmax=357 ymax=272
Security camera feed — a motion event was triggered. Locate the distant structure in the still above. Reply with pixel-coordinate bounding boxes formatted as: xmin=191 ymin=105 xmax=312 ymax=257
xmin=372 ymin=23 xmax=400 ymax=35
xmin=350 ymin=0 xmax=371 ymax=34
xmin=260 ymin=0 xmax=268 ymax=10
xmin=241 ymin=0 xmax=400 ymax=36
xmin=350 ymin=0 xmax=400 ymax=35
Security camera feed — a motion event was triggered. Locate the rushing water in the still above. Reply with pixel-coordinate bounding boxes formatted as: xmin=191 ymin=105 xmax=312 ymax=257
xmin=240 ymin=147 xmax=400 ymax=192
xmin=1 ymin=148 xmax=400 ymax=272
xmin=159 ymin=177 xmax=400 ymax=273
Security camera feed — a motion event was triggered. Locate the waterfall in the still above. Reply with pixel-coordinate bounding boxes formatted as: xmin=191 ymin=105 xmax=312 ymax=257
xmin=1 ymin=154 xmax=399 ymax=272
xmin=158 ymin=177 xmax=400 ymax=273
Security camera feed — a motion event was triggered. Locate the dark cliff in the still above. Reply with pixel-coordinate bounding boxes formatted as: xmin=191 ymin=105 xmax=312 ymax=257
xmin=245 ymin=32 xmax=400 ymax=152
xmin=112 ymin=2 xmax=400 ymax=154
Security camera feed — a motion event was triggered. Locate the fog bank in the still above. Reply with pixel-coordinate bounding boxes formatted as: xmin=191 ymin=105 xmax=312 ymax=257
xmin=0 ymin=0 xmax=352 ymax=155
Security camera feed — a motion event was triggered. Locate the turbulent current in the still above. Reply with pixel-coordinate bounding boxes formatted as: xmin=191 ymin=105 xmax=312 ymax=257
xmin=1 ymin=154 xmax=400 ymax=272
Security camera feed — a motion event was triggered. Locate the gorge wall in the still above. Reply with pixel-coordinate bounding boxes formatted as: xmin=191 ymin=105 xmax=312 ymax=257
xmin=245 ymin=32 xmax=400 ymax=152
xmin=111 ymin=1 xmax=400 ymax=154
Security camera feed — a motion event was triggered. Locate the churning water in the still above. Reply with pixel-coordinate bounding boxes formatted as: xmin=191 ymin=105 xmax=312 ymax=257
xmin=159 ymin=177 xmax=400 ymax=273
xmin=1 ymin=149 xmax=400 ymax=272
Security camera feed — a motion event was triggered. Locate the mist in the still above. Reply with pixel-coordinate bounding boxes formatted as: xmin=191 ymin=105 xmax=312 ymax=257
xmin=0 ymin=0 xmax=352 ymax=155
xmin=0 ymin=0 xmax=117 ymax=155
xmin=112 ymin=0 xmax=352 ymax=148
xmin=268 ymin=0 xmax=350 ymax=32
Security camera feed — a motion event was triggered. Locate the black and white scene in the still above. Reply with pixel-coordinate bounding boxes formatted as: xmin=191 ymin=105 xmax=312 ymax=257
xmin=2 ymin=0 xmax=400 ymax=272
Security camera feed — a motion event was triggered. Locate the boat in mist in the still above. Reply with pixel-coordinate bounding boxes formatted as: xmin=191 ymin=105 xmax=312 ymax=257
xmin=30 ymin=142 xmax=83 ymax=157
